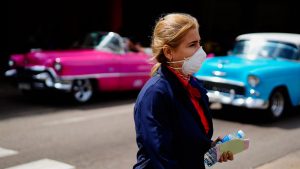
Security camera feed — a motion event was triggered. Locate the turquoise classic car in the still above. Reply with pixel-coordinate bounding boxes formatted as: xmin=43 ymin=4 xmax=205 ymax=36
xmin=195 ymin=33 xmax=300 ymax=120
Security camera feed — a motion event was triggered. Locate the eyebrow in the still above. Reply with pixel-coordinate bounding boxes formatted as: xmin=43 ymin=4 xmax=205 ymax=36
xmin=187 ymin=40 xmax=200 ymax=45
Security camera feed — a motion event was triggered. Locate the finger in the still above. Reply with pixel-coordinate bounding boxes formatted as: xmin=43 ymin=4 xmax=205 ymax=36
xmin=225 ymin=151 xmax=232 ymax=161
xmin=219 ymin=155 xmax=224 ymax=162
xmin=216 ymin=136 xmax=222 ymax=142
xmin=214 ymin=136 xmax=222 ymax=143
xmin=212 ymin=137 xmax=223 ymax=147
xmin=228 ymin=152 xmax=234 ymax=161
xmin=223 ymin=153 xmax=228 ymax=162
xmin=220 ymin=153 xmax=227 ymax=162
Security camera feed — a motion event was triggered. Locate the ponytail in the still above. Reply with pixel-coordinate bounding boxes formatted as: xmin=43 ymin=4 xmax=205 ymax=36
xmin=150 ymin=63 xmax=161 ymax=76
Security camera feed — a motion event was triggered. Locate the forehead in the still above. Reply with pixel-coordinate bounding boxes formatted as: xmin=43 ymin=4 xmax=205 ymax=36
xmin=181 ymin=28 xmax=200 ymax=44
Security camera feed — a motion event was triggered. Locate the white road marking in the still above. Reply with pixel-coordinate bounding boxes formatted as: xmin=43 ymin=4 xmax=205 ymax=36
xmin=5 ymin=158 xmax=75 ymax=169
xmin=43 ymin=104 xmax=133 ymax=126
xmin=0 ymin=147 xmax=18 ymax=158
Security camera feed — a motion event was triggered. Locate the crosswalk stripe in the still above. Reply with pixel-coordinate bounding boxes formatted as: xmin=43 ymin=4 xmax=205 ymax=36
xmin=0 ymin=147 xmax=18 ymax=158
xmin=5 ymin=158 xmax=75 ymax=169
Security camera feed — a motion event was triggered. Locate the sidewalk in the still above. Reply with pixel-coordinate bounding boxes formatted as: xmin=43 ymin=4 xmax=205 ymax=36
xmin=255 ymin=149 xmax=300 ymax=169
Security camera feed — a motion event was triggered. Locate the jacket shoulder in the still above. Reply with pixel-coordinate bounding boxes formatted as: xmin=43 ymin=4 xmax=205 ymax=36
xmin=139 ymin=74 xmax=172 ymax=98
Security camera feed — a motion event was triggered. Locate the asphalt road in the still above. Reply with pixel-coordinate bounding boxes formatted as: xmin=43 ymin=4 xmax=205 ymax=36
xmin=1 ymin=82 xmax=300 ymax=169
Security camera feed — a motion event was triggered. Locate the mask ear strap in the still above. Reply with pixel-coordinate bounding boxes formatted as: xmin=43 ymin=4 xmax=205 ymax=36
xmin=167 ymin=60 xmax=184 ymax=64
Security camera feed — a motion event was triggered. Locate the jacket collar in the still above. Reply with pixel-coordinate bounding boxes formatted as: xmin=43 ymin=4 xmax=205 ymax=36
xmin=157 ymin=64 xmax=187 ymax=95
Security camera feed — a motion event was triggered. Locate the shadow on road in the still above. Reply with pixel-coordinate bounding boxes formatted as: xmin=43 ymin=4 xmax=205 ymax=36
xmin=0 ymin=82 xmax=139 ymax=120
xmin=210 ymin=103 xmax=300 ymax=130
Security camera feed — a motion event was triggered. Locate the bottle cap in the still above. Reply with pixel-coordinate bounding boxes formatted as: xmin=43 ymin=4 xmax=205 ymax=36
xmin=237 ymin=130 xmax=245 ymax=139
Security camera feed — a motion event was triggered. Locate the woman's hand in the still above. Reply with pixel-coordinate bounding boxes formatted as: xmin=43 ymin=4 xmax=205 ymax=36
xmin=211 ymin=137 xmax=234 ymax=163
xmin=219 ymin=151 xmax=234 ymax=162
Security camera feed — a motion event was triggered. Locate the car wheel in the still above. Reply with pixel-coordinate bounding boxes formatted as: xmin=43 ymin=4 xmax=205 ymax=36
xmin=267 ymin=89 xmax=289 ymax=120
xmin=71 ymin=79 xmax=93 ymax=103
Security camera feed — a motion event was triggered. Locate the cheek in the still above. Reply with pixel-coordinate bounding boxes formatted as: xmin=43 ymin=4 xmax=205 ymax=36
xmin=181 ymin=49 xmax=195 ymax=59
xmin=174 ymin=49 xmax=192 ymax=60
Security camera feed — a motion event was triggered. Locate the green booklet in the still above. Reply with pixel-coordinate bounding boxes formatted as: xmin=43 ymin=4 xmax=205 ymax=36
xmin=216 ymin=139 xmax=250 ymax=159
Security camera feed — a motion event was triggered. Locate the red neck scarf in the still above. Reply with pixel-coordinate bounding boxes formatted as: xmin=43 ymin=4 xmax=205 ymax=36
xmin=167 ymin=66 xmax=210 ymax=134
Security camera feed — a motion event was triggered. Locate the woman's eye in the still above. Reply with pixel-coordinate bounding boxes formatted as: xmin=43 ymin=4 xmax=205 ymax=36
xmin=189 ymin=41 xmax=202 ymax=47
xmin=190 ymin=43 xmax=196 ymax=47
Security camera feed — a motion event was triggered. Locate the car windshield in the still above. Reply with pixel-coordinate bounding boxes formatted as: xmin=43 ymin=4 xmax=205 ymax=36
xmin=79 ymin=32 xmax=124 ymax=53
xmin=78 ymin=32 xmax=106 ymax=48
xmin=232 ymin=40 xmax=299 ymax=60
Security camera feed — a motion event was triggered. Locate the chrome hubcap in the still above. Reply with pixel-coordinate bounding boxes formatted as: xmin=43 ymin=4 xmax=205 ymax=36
xmin=73 ymin=79 xmax=92 ymax=102
xmin=271 ymin=92 xmax=284 ymax=117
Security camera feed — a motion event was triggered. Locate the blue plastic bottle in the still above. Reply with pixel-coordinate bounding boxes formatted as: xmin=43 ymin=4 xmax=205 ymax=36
xmin=221 ymin=130 xmax=245 ymax=143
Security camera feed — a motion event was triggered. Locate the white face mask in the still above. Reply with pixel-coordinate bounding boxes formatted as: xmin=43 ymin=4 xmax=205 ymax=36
xmin=167 ymin=47 xmax=207 ymax=75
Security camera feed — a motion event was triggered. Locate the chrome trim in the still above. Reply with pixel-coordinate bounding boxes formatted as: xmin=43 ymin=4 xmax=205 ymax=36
xmin=5 ymin=69 xmax=17 ymax=77
xmin=33 ymin=72 xmax=50 ymax=80
xmin=26 ymin=65 xmax=47 ymax=71
xmin=196 ymin=76 xmax=245 ymax=87
xmin=23 ymin=66 xmax=150 ymax=91
xmin=250 ymin=89 xmax=260 ymax=96
xmin=217 ymin=63 xmax=224 ymax=69
xmin=61 ymin=72 xmax=150 ymax=80
xmin=26 ymin=66 xmax=149 ymax=80
xmin=24 ymin=66 xmax=72 ymax=91
xmin=11 ymin=65 xmax=149 ymax=92
xmin=34 ymin=73 xmax=54 ymax=87
xmin=47 ymin=68 xmax=59 ymax=80
xmin=212 ymin=71 xmax=226 ymax=77
xmin=54 ymin=83 xmax=72 ymax=91
xmin=207 ymin=90 xmax=269 ymax=109
xmin=26 ymin=66 xmax=60 ymax=82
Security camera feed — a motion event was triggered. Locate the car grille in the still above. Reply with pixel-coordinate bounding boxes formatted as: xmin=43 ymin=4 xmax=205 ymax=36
xmin=202 ymin=80 xmax=245 ymax=95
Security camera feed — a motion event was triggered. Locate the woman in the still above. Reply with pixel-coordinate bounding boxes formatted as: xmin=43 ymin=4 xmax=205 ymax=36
xmin=133 ymin=13 xmax=233 ymax=169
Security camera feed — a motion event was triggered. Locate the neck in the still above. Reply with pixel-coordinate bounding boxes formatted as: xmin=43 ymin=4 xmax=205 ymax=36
xmin=167 ymin=65 xmax=190 ymax=81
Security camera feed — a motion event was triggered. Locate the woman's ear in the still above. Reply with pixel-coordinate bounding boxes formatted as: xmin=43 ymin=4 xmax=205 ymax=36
xmin=162 ymin=45 xmax=173 ymax=61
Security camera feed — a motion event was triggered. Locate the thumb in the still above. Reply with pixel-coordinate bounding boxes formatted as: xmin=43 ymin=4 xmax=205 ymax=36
xmin=211 ymin=136 xmax=222 ymax=147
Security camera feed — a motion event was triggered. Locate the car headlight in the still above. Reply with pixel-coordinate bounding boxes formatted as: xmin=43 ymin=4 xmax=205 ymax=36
xmin=248 ymin=75 xmax=260 ymax=87
xmin=8 ymin=60 xmax=14 ymax=67
xmin=54 ymin=58 xmax=62 ymax=72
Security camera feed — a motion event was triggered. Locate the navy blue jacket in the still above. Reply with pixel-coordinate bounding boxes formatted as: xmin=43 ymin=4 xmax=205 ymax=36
xmin=133 ymin=65 xmax=213 ymax=169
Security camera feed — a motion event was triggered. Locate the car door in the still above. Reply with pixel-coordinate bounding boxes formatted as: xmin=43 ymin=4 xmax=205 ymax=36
xmin=119 ymin=52 xmax=152 ymax=90
xmin=94 ymin=33 xmax=124 ymax=91
xmin=95 ymin=51 xmax=121 ymax=91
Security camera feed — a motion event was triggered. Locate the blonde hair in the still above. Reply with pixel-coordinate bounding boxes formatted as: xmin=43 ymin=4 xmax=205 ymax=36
xmin=150 ymin=13 xmax=199 ymax=76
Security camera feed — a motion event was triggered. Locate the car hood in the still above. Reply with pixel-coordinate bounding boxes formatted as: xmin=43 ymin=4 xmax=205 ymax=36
xmin=195 ymin=55 xmax=295 ymax=81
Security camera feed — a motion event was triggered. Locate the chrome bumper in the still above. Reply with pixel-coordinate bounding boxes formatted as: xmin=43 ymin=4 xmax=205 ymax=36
xmin=207 ymin=90 xmax=268 ymax=109
xmin=5 ymin=67 xmax=72 ymax=92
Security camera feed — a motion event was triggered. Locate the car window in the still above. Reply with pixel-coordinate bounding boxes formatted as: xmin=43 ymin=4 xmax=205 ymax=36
xmin=274 ymin=44 xmax=298 ymax=60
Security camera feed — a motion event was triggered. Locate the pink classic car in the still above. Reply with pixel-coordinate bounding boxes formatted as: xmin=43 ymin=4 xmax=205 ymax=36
xmin=5 ymin=32 xmax=153 ymax=103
